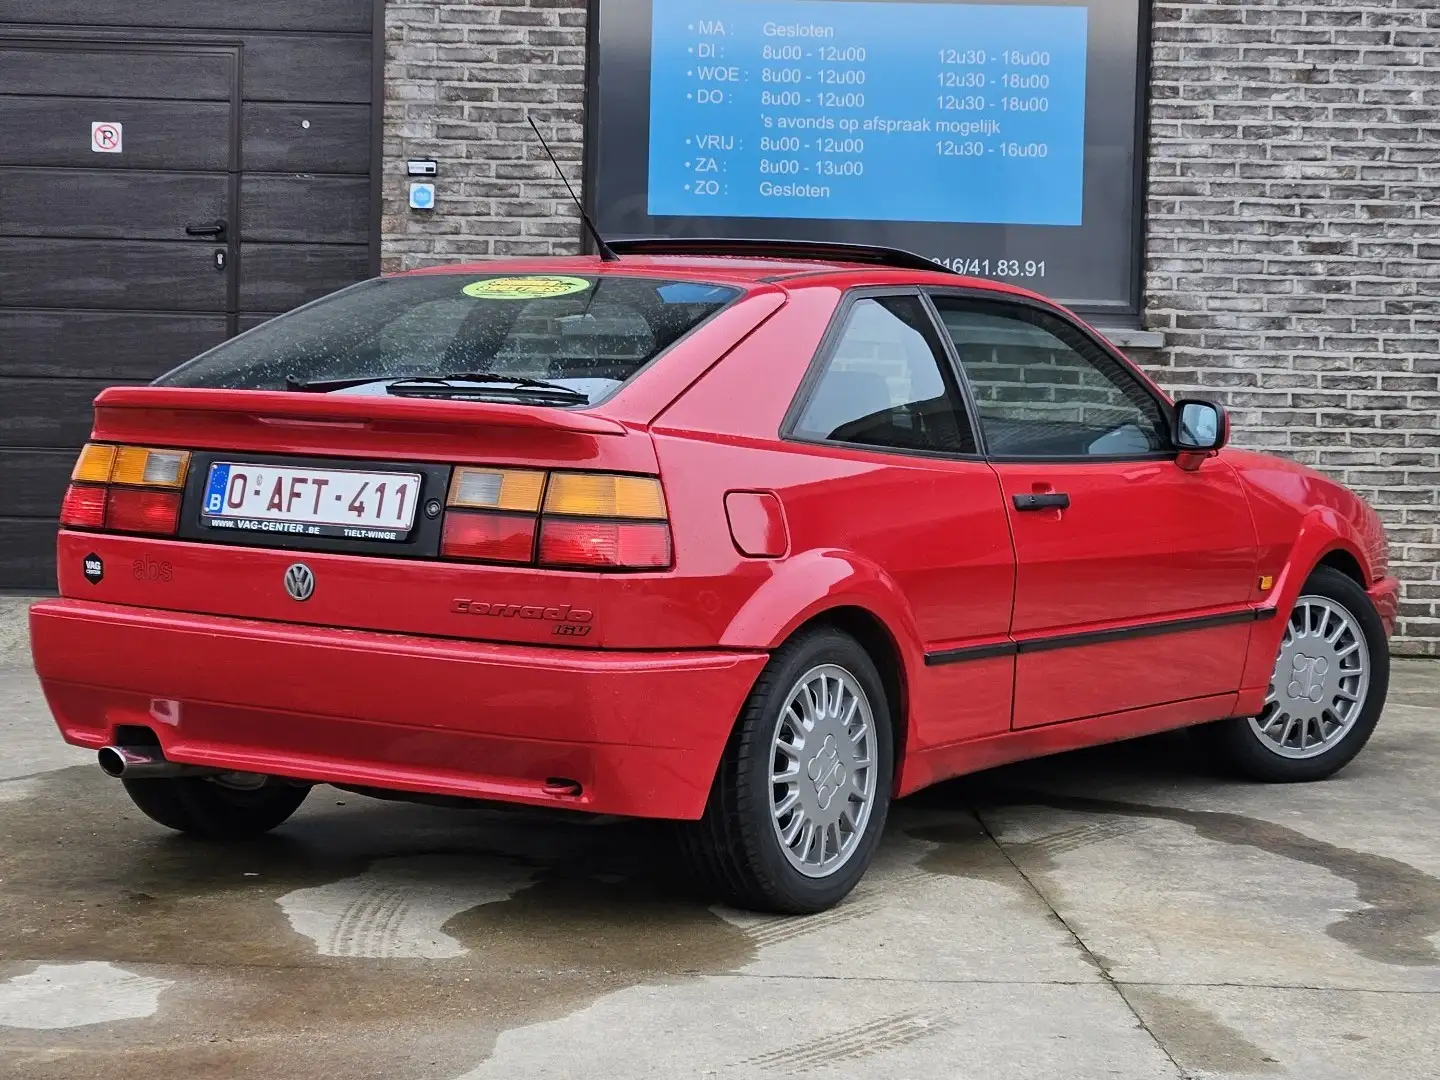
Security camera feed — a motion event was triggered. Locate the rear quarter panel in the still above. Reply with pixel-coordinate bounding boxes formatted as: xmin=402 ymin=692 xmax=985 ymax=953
xmin=633 ymin=281 xmax=1017 ymax=762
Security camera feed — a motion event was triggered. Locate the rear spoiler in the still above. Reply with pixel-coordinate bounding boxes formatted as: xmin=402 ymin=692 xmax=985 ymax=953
xmin=92 ymin=387 xmax=629 ymax=437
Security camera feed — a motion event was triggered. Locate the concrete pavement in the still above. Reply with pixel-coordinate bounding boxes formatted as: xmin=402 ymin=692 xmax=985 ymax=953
xmin=1 ymin=598 xmax=1436 ymax=1079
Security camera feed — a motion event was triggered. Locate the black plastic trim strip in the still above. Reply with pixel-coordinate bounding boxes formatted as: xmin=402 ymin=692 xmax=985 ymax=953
xmin=925 ymin=607 xmax=1272 ymax=666
xmin=1018 ymin=608 xmax=1264 ymax=655
xmin=924 ymin=641 xmax=1017 ymax=667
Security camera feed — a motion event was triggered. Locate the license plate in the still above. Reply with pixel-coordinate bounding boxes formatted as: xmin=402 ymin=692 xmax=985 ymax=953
xmin=201 ymin=463 xmax=423 ymax=541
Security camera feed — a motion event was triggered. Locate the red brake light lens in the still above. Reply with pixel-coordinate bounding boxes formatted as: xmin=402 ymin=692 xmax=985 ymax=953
xmin=60 ymin=484 xmax=107 ymax=529
xmin=538 ymin=520 xmax=672 ymax=569
xmin=441 ymin=511 xmax=537 ymax=563
xmin=104 ymin=488 xmax=181 ymax=535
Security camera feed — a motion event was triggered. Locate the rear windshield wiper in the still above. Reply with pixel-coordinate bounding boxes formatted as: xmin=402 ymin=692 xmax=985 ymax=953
xmin=285 ymin=374 xmax=388 ymax=393
xmin=385 ymin=373 xmax=589 ymax=404
xmin=284 ymin=372 xmax=588 ymax=404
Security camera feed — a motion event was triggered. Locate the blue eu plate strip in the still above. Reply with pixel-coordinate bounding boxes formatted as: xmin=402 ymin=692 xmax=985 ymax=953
xmin=203 ymin=463 xmax=230 ymax=515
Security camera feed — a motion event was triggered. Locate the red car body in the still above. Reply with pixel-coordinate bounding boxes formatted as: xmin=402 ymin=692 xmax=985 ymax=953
xmin=29 ymin=252 xmax=1399 ymax=822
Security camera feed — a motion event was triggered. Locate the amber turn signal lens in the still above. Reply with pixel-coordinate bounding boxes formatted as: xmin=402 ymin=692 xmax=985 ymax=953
xmin=538 ymin=520 xmax=671 ymax=569
xmin=72 ymin=444 xmax=117 ymax=484
xmin=543 ymin=473 xmax=667 ymax=519
xmin=59 ymin=484 xmax=107 ymax=529
xmin=448 ymin=467 xmax=545 ymax=512
xmin=110 ymin=447 xmax=190 ymax=488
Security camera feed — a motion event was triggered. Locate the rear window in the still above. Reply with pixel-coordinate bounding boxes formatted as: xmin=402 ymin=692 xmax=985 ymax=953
xmin=156 ymin=273 xmax=743 ymax=405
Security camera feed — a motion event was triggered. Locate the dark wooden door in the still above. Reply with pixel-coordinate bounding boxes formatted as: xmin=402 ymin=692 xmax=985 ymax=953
xmin=0 ymin=39 xmax=240 ymax=586
xmin=0 ymin=0 xmax=377 ymax=590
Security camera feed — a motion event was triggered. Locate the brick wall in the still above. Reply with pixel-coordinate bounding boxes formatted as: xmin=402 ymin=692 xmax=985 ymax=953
xmin=381 ymin=0 xmax=589 ymax=270
xmin=382 ymin=0 xmax=1439 ymax=654
xmin=1142 ymin=0 xmax=1440 ymax=655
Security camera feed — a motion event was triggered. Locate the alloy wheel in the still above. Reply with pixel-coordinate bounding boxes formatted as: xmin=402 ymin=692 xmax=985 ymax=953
xmin=768 ymin=664 xmax=878 ymax=878
xmin=1250 ymin=595 xmax=1371 ymax=759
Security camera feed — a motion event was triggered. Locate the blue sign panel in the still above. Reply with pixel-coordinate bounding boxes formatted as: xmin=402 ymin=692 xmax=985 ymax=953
xmin=647 ymin=0 xmax=1088 ymax=227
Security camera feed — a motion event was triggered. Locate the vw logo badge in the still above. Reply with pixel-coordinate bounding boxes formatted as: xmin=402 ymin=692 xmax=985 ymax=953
xmin=284 ymin=562 xmax=315 ymax=602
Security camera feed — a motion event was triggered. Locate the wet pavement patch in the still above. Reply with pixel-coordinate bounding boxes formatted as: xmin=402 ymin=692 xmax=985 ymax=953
xmin=905 ymin=814 xmax=1031 ymax=891
xmin=1120 ymin=987 xmax=1280 ymax=1074
xmin=985 ymin=790 xmax=1440 ymax=968
xmin=0 ymin=767 xmax=756 ymax=1080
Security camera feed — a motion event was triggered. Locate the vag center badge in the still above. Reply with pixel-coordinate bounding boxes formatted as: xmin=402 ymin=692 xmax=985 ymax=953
xmin=284 ymin=563 xmax=316 ymax=602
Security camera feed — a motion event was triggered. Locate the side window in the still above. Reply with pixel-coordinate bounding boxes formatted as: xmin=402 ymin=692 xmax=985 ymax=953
xmin=792 ymin=295 xmax=977 ymax=455
xmin=930 ymin=297 xmax=1170 ymax=459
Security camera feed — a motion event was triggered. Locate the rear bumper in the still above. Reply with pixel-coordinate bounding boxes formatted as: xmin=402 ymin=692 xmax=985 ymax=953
xmin=28 ymin=599 xmax=766 ymax=820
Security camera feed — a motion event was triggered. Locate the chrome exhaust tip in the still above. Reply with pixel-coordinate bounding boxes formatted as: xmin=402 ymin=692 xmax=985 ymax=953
xmin=97 ymin=745 xmax=215 ymax=780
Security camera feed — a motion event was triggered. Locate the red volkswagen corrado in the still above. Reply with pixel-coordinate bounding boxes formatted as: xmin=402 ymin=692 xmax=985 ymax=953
xmin=30 ymin=240 xmax=1398 ymax=914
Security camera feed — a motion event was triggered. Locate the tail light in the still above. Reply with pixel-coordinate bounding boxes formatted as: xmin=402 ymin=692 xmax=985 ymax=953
xmin=105 ymin=489 xmax=182 ymax=534
xmin=441 ymin=511 xmax=536 ymax=564
xmin=538 ymin=520 xmax=671 ymax=569
xmin=59 ymin=484 xmax=107 ymax=529
xmin=442 ymin=467 xmax=671 ymax=570
xmin=59 ymin=444 xmax=190 ymax=535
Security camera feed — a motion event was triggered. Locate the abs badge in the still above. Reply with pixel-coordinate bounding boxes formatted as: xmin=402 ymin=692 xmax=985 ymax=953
xmin=82 ymin=554 xmax=104 ymax=584
xmin=283 ymin=563 xmax=315 ymax=602
xmin=462 ymin=276 xmax=590 ymax=301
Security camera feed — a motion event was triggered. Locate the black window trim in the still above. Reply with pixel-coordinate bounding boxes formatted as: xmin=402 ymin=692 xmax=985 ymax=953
xmin=923 ymin=287 xmax=1180 ymax=465
xmin=779 ymin=286 xmax=985 ymax=463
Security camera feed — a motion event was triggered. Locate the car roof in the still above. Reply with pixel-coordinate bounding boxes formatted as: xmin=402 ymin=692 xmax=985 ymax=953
xmin=396 ymin=239 xmax=1045 ymax=301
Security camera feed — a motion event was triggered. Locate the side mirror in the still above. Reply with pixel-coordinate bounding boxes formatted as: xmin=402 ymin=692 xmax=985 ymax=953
xmin=1173 ymin=399 xmax=1229 ymax=453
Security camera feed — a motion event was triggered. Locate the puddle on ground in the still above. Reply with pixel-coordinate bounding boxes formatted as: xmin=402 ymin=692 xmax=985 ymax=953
xmin=0 ymin=767 xmax=756 ymax=1080
xmin=1120 ymin=987 xmax=1279 ymax=1074
xmin=982 ymin=789 xmax=1440 ymax=968
xmin=905 ymin=814 xmax=1027 ymax=890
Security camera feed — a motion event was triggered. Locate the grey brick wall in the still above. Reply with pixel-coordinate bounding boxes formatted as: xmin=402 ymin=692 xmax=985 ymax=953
xmin=1142 ymin=0 xmax=1440 ymax=656
xmin=381 ymin=0 xmax=589 ymax=269
xmin=382 ymin=0 xmax=1439 ymax=654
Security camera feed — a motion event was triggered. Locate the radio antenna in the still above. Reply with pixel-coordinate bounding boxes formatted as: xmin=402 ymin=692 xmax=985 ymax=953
xmin=528 ymin=116 xmax=618 ymax=262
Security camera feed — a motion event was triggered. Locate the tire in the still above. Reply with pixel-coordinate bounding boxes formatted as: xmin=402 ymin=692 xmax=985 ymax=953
xmin=1199 ymin=566 xmax=1389 ymax=782
xmin=121 ymin=775 xmax=311 ymax=839
xmin=679 ymin=627 xmax=894 ymax=914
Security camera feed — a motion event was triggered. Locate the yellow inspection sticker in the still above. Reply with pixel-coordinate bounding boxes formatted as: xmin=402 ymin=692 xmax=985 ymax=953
xmin=461 ymin=275 xmax=591 ymax=300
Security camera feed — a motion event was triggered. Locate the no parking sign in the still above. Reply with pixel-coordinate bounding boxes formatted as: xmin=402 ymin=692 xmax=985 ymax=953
xmin=90 ymin=122 xmax=122 ymax=153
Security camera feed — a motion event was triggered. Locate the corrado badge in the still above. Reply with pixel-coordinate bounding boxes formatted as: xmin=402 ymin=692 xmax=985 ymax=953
xmin=452 ymin=599 xmax=593 ymax=637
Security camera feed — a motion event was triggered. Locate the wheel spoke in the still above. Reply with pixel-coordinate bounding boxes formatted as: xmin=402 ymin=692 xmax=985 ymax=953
xmin=800 ymin=820 xmax=818 ymax=862
xmin=780 ymin=812 xmax=805 ymax=847
xmin=772 ymin=790 xmax=799 ymax=819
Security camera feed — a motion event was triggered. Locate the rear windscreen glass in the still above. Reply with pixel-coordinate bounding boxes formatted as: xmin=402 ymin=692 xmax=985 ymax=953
xmin=156 ymin=274 xmax=743 ymax=405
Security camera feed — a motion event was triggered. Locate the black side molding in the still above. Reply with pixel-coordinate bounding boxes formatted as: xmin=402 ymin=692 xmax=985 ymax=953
xmin=925 ymin=606 xmax=1277 ymax=667
xmin=924 ymin=641 xmax=1018 ymax=667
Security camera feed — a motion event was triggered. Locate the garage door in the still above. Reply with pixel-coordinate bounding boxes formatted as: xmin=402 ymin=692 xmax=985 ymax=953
xmin=0 ymin=0 xmax=378 ymax=590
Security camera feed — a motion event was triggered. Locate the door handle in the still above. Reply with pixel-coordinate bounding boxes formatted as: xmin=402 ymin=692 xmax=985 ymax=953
xmin=185 ymin=220 xmax=227 ymax=239
xmin=1013 ymin=492 xmax=1071 ymax=511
